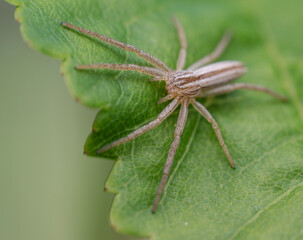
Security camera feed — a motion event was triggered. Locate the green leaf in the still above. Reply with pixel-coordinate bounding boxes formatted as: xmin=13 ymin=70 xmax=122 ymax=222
xmin=7 ymin=0 xmax=303 ymax=239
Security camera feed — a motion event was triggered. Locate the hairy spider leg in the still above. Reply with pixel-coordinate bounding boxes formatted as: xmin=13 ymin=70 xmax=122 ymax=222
xmin=187 ymin=31 xmax=232 ymax=71
xmin=192 ymin=100 xmax=236 ymax=168
xmin=152 ymin=98 xmax=190 ymax=213
xmin=173 ymin=16 xmax=188 ymax=71
xmin=158 ymin=94 xmax=175 ymax=104
xmin=199 ymin=83 xmax=288 ymax=102
xmin=76 ymin=63 xmax=168 ymax=79
xmin=61 ymin=22 xmax=171 ymax=72
xmin=97 ymin=98 xmax=180 ymax=153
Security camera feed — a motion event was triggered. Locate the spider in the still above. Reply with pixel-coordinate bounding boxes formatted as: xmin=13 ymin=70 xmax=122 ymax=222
xmin=61 ymin=17 xmax=287 ymax=213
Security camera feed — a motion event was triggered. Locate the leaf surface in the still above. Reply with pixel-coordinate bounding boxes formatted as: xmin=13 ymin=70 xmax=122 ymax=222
xmin=7 ymin=0 xmax=303 ymax=239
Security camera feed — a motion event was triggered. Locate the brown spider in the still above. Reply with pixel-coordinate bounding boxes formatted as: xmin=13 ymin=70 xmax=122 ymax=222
xmin=61 ymin=17 xmax=287 ymax=213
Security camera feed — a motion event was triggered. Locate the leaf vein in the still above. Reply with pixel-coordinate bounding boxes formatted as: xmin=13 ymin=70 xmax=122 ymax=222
xmin=214 ymin=134 xmax=303 ymax=194
xmin=227 ymin=182 xmax=303 ymax=240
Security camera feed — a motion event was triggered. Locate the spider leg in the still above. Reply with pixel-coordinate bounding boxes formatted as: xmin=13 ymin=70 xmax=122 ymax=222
xmin=152 ymin=98 xmax=189 ymax=213
xmin=187 ymin=31 xmax=232 ymax=71
xmin=192 ymin=100 xmax=236 ymax=168
xmin=76 ymin=63 xmax=168 ymax=79
xmin=173 ymin=17 xmax=187 ymax=70
xmin=158 ymin=94 xmax=175 ymax=104
xmin=61 ymin=22 xmax=171 ymax=72
xmin=199 ymin=83 xmax=288 ymax=102
xmin=97 ymin=98 xmax=180 ymax=154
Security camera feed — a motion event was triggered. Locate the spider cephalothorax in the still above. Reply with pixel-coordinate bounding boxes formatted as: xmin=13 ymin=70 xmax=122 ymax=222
xmin=61 ymin=17 xmax=287 ymax=213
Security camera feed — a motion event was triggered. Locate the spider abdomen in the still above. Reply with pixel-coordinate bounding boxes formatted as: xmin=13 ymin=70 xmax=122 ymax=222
xmin=166 ymin=61 xmax=246 ymax=97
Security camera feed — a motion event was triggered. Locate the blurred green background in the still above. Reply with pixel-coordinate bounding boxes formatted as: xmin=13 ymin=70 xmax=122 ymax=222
xmin=0 ymin=2 xmax=134 ymax=240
